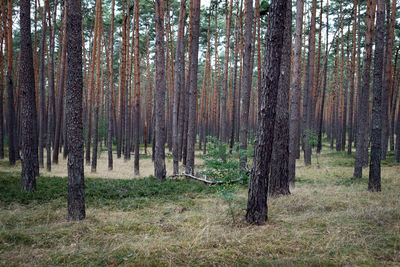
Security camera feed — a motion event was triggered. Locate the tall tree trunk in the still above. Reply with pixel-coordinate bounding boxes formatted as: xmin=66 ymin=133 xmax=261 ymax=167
xmin=317 ymin=0 xmax=329 ymax=154
xmin=91 ymin=0 xmax=102 ymax=173
xmin=220 ymin=0 xmax=233 ymax=143
xmin=38 ymin=3 xmax=47 ymax=168
xmin=302 ymin=0 xmax=317 ymax=166
xmin=107 ymin=0 xmax=114 ymax=170
xmin=185 ymin=0 xmax=201 ymax=174
xmin=354 ymin=0 xmax=376 ymax=178
xmin=288 ymin=0 xmax=304 ymax=186
xmin=381 ymin=0 xmax=396 ymax=159
xmin=133 ymin=0 xmax=140 ymax=175
xmin=46 ymin=0 xmax=56 ymax=171
xmin=6 ymin=0 xmax=16 ymax=165
xmin=53 ymin=13 xmax=67 ymax=164
xmin=369 ymin=0 xmax=384 ymax=192
xmin=154 ymin=0 xmax=167 ymax=179
xmin=0 ymin=0 xmax=5 ymax=159
xmin=269 ymin=0 xmax=291 ymax=197
xmin=246 ymin=0 xmax=287 ymax=225
xmin=347 ymin=0 xmax=358 ymax=155
xmin=172 ymin=0 xmax=186 ymax=175
xmin=20 ymin=0 xmax=39 ymax=191
xmin=66 ymin=0 xmax=85 ymax=221
xmin=239 ymin=0 xmax=253 ymax=170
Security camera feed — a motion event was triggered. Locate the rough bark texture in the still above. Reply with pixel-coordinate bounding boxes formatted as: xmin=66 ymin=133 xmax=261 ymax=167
xmin=154 ymin=0 xmax=166 ymax=179
xmin=354 ymin=0 xmax=376 ymax=178
xmin=133 ymin=0 xmax=140 ymax=175
xmin=20 ymin=0 xmax=39 ymax=191
xmin=172 ymin=0 xmax=186 ymax=175
xmin=107 ymin=0 xmax=114 ymax=170
xmin=288 ymin=0 xmax=304 ymax=186
xmin=239 ymin=0 xmax=253 ymax=170
xmin=302 ymin=0 xmax=317 ymax=166
xmin=38 ymin=3 xmax=47 ymax=168
xmin=6 ymin=0 xmax=16 ymax=165
xmin=347 ymin=0 xmax=358 ymax=155
xmin=185 ymin=0 xmax=201 ymax=174
xmin=369 ymin=0 xmax=384 ymax=192
xmin=66 ymin=0 xmax=85 ymax=220
xmin=246 ymin=0 xmax=287 ymax=225
xmin=269 ymin=0 xmax=291 ymax=197
xmin=381 ymin=0 xmax=396 ymax=159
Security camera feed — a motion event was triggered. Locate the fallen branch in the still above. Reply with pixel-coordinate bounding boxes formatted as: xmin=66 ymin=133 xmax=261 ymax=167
xmin=169 ymin=173 xmax=244 ymax=185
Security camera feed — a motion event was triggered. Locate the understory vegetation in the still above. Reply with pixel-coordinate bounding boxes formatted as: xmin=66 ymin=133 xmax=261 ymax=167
xmin=1 ymin=145 xmax=399 ymax=266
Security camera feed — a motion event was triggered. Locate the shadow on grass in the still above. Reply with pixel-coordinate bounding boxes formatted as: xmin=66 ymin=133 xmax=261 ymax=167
xmin=0 ymin=172 xmax=216 ymax=209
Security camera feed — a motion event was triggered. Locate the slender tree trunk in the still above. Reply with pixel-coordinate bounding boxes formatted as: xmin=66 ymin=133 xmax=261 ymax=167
xmin=354 ymin=0 xmax=376 ymax=178
xmin=246 ymin=0 xmax=287 ymax=225
xmin=302 ymin=0 xmax=317 ymax=166
xmin=172 ymin=0 xmax=186 ymax=174
xmin=20 ymin=0 xmax=39 ymax=191
xmin=369 ymin=0 xmax=384 ymax=192
xmin=6 ymin=0 xmax=16 ymax=165
xmin=133 ymin=0 xmax=140 ymax=175
xmin=239 ymin=0 xmax=253 ymax=170
xmin=185 ymin=0 xmax=201 ymax=174
xmin=269 ymin=0 xmax=291 ymax=197
xmin=53 ymin=14 xmax=67 ymax=164
xmin=107 ymin=0 xmax=114 ymax=170
xmin=0 ymin=0 xmax=5 ymax=159
xmin=317 ymin=0 xmax=329 ymax=154
xmin=381 ymin=0 xmax=396 ymax=159
xmin=66 ymin=0 xmax=85 ymax=221
xmin=347 ymin=0 xmax=358 ymax=155
xmin=154 ymin=0 xmax=167 ymax=179
xmin=38 ymin=3 xmax=47 ymax=168
xmin=220 ymin=0 xmax=233 ymax=143
xmin=91 ymin=0 xmax=102 ymax=173
xmin=288 ymin=0 xmax=304 ymax=186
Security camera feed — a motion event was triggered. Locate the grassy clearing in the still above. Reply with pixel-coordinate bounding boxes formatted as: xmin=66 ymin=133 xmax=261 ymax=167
xmin=0 ymin=148 xmax=399 ymax=266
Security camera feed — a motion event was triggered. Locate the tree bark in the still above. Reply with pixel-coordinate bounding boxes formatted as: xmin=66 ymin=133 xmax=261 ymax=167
xmin=154 ymin=0 xmax=167 ymax=179
xmin=354 ymin=0 xmax=376 ymax=178
xmin=239 ymin=0 xmax=253 ymax=170
xmin=369 ymin=0 xmax=384 ymax=192
xmin=185 ymin=0 xmax=201 ymax=174
xmin=288 ymin=0 xmax=304 ymax=186
xmin=66 ymin=0 xmax=85 ymax=221
xmin=20 ymin=0 xmax=39 ymax=191
xmin=246 ymin=0 xmax=287 ymax=225
xmin=269 ymin=0 xmax=291 ymax=197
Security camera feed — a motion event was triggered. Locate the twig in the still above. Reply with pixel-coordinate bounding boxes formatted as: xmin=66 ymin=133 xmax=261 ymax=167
xmin=169 ymin=173 xmax=244 ymax=185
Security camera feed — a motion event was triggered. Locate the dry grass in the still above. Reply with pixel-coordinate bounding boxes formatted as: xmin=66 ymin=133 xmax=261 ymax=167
xmin=0 ymin=147 xmax=399 ymax=266
xmin=0 ymin=148 xmax=204 ymax=179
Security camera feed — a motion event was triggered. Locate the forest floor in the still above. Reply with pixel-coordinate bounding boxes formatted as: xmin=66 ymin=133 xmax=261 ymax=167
xmin=0 ymin=143 xmax=399 ymax=266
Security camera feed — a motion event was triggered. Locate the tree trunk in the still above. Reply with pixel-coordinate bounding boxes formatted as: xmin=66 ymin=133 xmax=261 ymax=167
xmin=239 ymin=0 xmax=253 ymax=170
xmin=185 ymin=0 xmax=201 ymax=174
xmin=288 ymin=0 xmax=304 ymax=186
xmin=107 ymin=0 xmax=114 ymax=170
xmin=354 ymin=0 xmax=376 ymax=178
xmin=369 ymin=0 xmax=384 ymax=192
xmin=154 ymin=0 xmax=167 ymax=179
xmin=6 ymin=0 xmax=16 ymax=165
xmin=172 ymin=0 xmax=186 ymax=174
xmin=246 ymin=0 xmax=287 ymax=225
xmin=133 ymin=0 xmax=140 ymax=175
xmin=38 ymin=3 xmax=47 ymax=169
xmin=20 ymin=0 xmax=39 ymax=191
xmin=269 ymin=0 xmax=291 ymax=197
xmin=302 ymin=0 xmax=317 ymax=166
xmin=66 ymin=0 xmax=85 ymax=221
xmin=381 ymin=0 xmax=396 ymax=159
xmin=347 ymin=0 xmax=358 ymax=155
